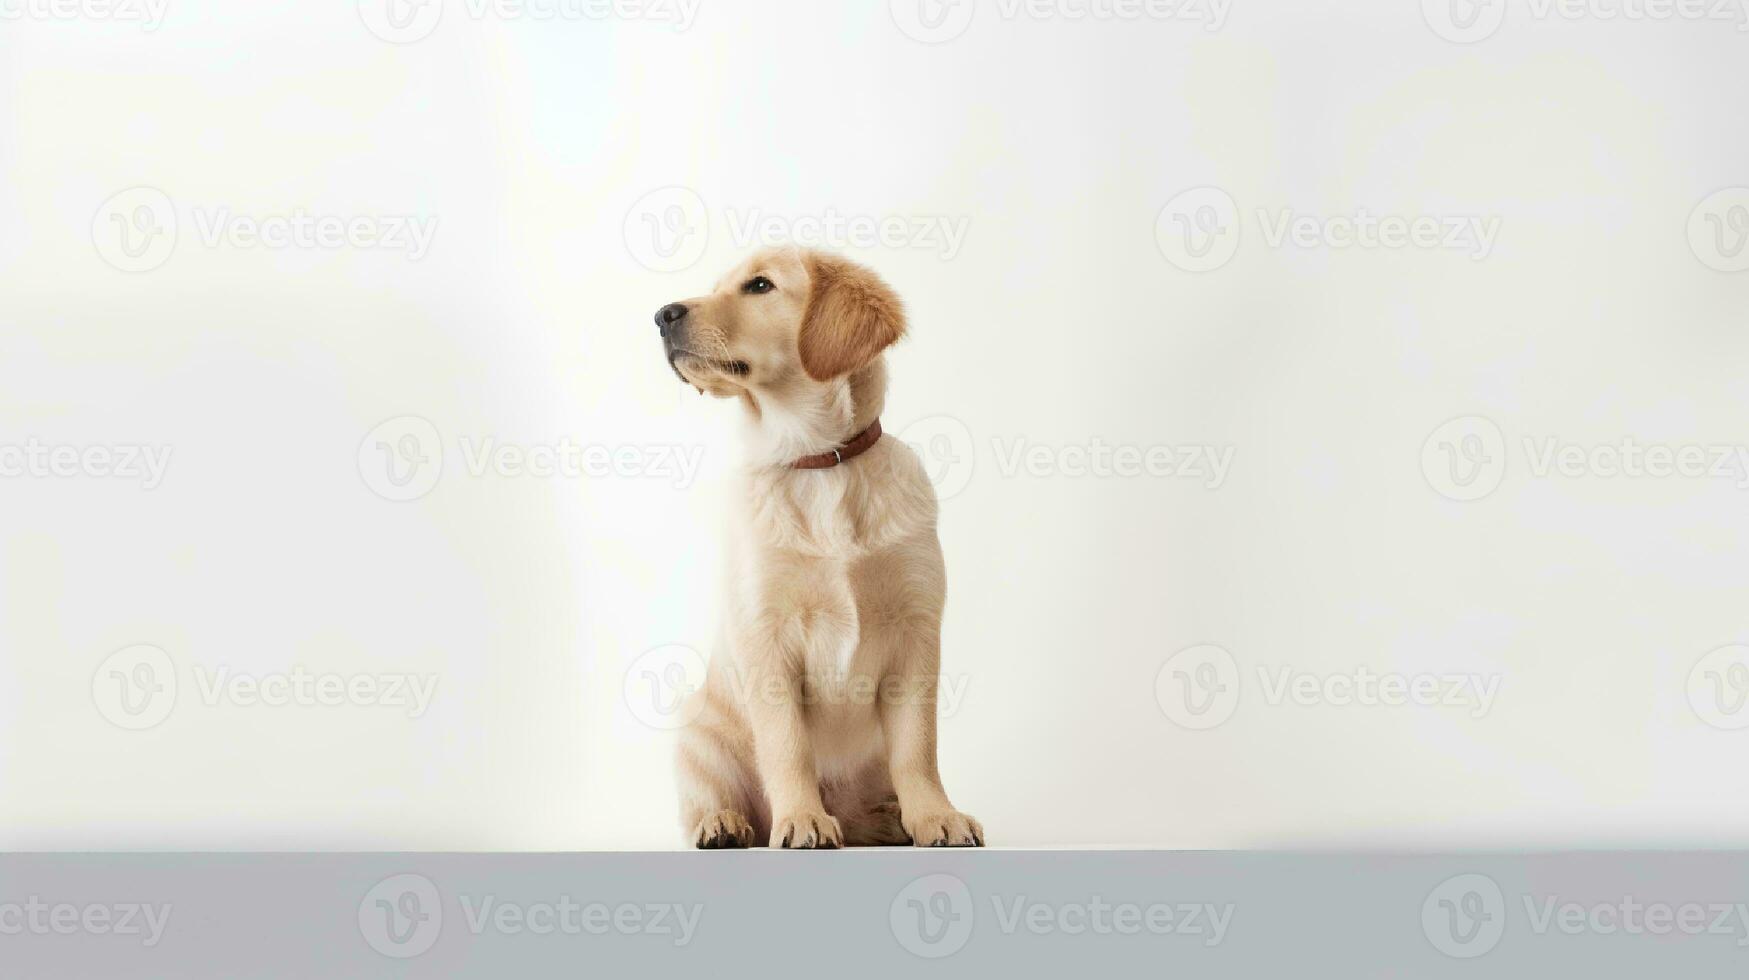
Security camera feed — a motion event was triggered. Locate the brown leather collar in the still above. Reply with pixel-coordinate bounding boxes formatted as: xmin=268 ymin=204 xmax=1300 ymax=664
xmin=790 ymin=419 xmax=883 ymax=470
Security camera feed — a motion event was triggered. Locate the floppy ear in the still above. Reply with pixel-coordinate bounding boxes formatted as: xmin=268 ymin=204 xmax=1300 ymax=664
xmin=797 ymin=251 xmax=907 ymax=381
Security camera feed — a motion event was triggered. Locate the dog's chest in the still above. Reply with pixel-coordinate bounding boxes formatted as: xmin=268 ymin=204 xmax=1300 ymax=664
xmin=730 ymin=450 xmax=938 ymax=682
xmin=745 ymin=462 xmax=923 ymax=561
xmin=752 ymin=480 xmax=864 ymax=559
xmin=796 ymin=566 xmax=863 ymax=683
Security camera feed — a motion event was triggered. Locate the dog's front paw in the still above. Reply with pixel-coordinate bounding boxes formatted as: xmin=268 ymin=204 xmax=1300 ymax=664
xmin=905 ymin=810 xmax=984 ymax=847
xmin=692 ymin=810 xmax=755 ymax=850
xmin=771 ymin=810 xmax=843 ymax=849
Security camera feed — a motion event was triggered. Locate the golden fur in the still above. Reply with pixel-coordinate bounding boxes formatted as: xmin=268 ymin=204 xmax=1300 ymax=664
xmin=659 ymin=247 xmax=983 ymax=849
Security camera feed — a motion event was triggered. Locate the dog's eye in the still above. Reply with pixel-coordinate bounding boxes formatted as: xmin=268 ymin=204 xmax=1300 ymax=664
xmin=741 ymin=276 xmax=775 ymax=295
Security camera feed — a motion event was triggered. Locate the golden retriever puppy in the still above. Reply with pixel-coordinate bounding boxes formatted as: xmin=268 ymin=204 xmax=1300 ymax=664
xmin=654 ymin=246 xmax=983 ymax=849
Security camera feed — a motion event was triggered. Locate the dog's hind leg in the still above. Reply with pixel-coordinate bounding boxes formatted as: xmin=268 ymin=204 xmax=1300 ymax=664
xmin=676 ymin=690 xmax=764 ymax=849
xmin=827 ymin=765 xmax=911 ymax=847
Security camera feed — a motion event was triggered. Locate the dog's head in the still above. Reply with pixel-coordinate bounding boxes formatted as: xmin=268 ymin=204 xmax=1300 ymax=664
xmin=653 ymin=247 xmax=906 ymax=400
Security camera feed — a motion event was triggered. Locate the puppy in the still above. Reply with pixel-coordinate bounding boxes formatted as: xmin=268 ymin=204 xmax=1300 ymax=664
xmin=655 ymin=246 xmax=983 ymax=849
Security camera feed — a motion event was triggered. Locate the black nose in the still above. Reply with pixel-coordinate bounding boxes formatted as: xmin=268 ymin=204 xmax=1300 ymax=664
xmin=655 ymin=303 xmax=689 ymax=338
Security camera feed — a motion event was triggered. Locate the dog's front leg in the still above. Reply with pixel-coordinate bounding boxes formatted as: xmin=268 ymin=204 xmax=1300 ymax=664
xmin=880 ymin=655 xmax=985 ymax=847
xmin=745 ymin=664 xmax=843 ymax=849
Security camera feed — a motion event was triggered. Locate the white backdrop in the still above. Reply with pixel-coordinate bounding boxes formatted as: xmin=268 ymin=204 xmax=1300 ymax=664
xmin=2 ymin=0 xmax=1748 ymax=850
